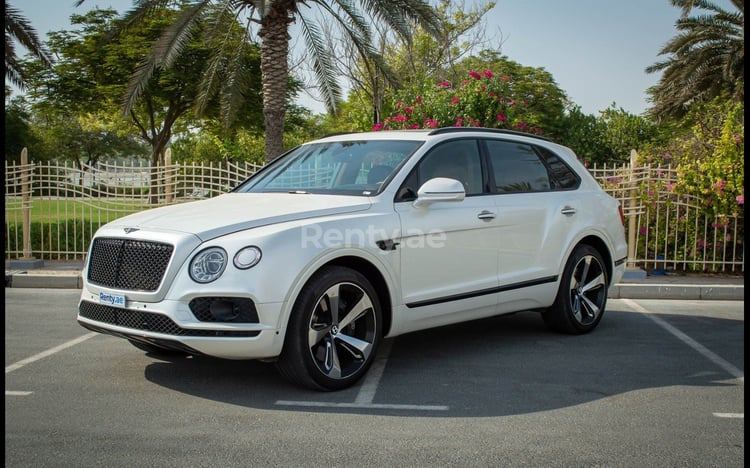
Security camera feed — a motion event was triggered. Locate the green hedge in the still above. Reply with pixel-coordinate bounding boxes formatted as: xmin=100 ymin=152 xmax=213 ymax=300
xmin=5 ymin=219 xmax=105 ymax=259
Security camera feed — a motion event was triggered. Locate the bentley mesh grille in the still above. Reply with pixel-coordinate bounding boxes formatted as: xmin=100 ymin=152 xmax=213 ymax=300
xmin=87 ymin=238 xmax=173 ymax=291
xmin=79 ymin=301 xmax=260 ymax=337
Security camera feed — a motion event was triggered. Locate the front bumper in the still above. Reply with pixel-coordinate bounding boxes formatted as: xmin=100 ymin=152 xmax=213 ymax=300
xmin=77 ymin=293 xmax=287 ymax=359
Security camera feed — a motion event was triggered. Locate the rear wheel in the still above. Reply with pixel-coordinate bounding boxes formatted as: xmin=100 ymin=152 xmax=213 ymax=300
xmin=276 ymin=266 xmax=382 ymax=391
xmin=543 ymin=245 xmax=609 ymax=334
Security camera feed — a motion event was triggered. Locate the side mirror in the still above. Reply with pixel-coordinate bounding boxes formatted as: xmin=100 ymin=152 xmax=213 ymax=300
xmin=413 ymin=177 xmax=466 ymax=207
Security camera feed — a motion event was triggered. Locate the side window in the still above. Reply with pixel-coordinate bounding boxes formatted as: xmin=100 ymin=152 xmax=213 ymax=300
xmin=486 ymin=140 xmax=550 ymax=193
xmin=536 ymin=146 xmax=580 ymax=190
xmin=416 ymin=140 xmax=483 ymax=195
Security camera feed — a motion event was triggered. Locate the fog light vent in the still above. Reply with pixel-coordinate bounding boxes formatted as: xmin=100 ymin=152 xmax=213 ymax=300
xmin=189 ymin=297 xmax=259 ymax=323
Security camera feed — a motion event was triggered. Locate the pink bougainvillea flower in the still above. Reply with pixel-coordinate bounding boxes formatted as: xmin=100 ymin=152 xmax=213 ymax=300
xmin=737 ymin=195 xmax=744 ymax=205
xmin=451 ymin=96 xmax=460 ymax=105
xmin=482 ymin=70 xmax=493 ymax=79
xmin=501 ymin=74 xmax=510 ymax=82
xmin=424 ymin=119 xmax=439 ymax=128
xmin=372 ymin=123 xmax=384 ymax=131
xmin=408 ymin=124 xmax=420 ymax=129
xmin=404 ymin=107 xmax=413 ymax=115
xmin=416 ymin=95 xmax=423 ymax=104
xmin=394 ymin=114 xmax=408 ymax=122
xmin=639 ymin=227 xmax=647 ymax=235
xmin=469 ymin=70 xmax=482 ymax=80
xmin=497 ymin=113 xmax=508 ymax=122
xmin=437 ymin=81 xmax=451 ymax=88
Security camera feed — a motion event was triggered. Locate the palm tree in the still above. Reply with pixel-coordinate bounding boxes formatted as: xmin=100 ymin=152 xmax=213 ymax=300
xmin=5 ymin=1 xmax=55 ymax=90
xmin=646 ymin=0 xmax=744 ymax=119
xmin=76 ymin=0 xmax=442 ymax=162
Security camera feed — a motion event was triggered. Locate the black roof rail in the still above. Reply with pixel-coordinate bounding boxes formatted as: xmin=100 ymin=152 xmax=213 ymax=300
xmin=427 ymin=127 xmax=552 ymax=142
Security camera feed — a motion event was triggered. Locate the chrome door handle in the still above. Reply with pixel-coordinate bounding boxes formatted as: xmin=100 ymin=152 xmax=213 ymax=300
xmin=561 ymin=206 xmax=577 ymax=215
xmin=477 ymin=210 xmax=496 ymax=220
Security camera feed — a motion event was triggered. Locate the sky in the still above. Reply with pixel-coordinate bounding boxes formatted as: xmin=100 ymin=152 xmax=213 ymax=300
xmin=11 ymin=0 xmax=732 ymax=116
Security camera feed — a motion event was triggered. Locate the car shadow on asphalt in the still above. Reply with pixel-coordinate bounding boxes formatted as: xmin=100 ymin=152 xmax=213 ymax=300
xmin=140 ymin=307 xmax=744 ymax=417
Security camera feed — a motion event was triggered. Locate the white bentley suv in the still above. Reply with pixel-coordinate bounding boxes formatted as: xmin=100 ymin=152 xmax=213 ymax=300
xmin=77 ymin=127 xmax=628 ymax=391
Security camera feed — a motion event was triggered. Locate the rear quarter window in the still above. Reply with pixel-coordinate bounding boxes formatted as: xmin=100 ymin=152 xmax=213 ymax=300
xmin=535 ymin=145 xmax=580 ymax=190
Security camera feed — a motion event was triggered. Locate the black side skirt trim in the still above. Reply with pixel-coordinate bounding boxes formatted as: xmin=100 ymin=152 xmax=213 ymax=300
xmin=405 ymin=275 xmax=558 ymax=308
xmin=614 ymin=256 xmax=628 ymax=266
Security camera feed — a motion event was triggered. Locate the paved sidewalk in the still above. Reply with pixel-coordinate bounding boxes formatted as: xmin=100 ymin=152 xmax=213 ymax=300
xmin=4 ymin=260 xmax=745 ymax=300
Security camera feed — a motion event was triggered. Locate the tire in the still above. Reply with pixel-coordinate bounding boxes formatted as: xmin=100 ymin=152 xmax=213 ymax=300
xmin=543 ymin=244 xmax=609 ymax=334
xmin=276 ymin=266 xmax=382 ymax=391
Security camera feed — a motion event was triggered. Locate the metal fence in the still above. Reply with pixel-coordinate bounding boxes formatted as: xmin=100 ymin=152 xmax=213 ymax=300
xmin=5 ymin=149 xmax=744 ymax=274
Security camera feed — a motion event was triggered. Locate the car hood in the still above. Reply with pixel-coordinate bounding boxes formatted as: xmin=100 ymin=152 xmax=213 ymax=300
xmin=106 ymin=192 xmax=372 ymax=241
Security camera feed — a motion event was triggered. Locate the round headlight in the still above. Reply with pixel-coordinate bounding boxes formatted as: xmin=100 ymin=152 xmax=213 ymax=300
xmin=234 ymin=246 xmax=262 ymax=269
xmin=189 ymin=247 xmax=227 ymax=283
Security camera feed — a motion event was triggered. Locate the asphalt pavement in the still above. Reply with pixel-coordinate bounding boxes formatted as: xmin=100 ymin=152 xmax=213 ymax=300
xmin=4 ymin=260 xmax=745 ymax=300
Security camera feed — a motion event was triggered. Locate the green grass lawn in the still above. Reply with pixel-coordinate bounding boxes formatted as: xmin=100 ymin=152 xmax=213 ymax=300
xmin=4 ymin=198 xmax=148 ymax=223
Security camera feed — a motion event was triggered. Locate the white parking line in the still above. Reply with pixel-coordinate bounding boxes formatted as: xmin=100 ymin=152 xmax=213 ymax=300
xmin=276 ymin=339 xmax=449 ymax=411
xmin=713 ymin=413 xmax=744 ymax=418
xmin=6 ymin=391 xmax=33 ymax=396
xmin=354 ymin=339 xmax=394 ymax=405
xmin=623 ymin=299 xmax=744 ymax=384
xmin=5 ymin=333 xmax=98 ymax=374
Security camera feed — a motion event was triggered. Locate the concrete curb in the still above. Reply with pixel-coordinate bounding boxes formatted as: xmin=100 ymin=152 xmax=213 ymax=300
xmin=607 ymin=283 xmax=743 ymax=301
xmin=4 ymin=270 xmax=744 ymax=300
xmin=5 ymin=272 xmax=84 ymax=289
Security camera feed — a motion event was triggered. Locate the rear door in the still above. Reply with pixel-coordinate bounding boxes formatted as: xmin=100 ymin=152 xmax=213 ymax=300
xmin=483 ymin=138 xmax=582 ymax=286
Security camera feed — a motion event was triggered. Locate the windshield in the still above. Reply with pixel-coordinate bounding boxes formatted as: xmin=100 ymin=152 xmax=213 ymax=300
xmin=235 ymin=139 xmax=422 ymax=196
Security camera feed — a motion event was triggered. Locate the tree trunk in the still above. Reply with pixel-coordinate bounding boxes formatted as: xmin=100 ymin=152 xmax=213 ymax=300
xmin=259 ymin=1 xmax=295 ymax=163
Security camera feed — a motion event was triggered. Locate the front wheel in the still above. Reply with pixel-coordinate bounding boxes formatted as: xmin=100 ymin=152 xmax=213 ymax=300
xmin=276 ymin=266 xmax=382 ymax=391
xmin=543 ymin=245 xmax=609 ymax=334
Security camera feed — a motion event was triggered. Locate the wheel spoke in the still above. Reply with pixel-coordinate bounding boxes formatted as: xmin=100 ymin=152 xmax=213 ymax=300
xmin=578 ymin=256 xmax=592 ymax=284
xmin=322 ymin=284 xmax=341 ymax=323
xmin=338 ymin=294 xmax=373 ymax=329
xmin=571 ymin=292 xmax=582 ymax=322
xmin=581 ymin=270 xmax=606 ymax=294
xmin=321 ymin=336 xmax=342 ymax=379
xmin=334 ymin=333 xmax=373 ymax=361
xmin=308 ymin=326 xmax=330 ymax=346
xmin=580 ymin=294 xmax=601 ymax=320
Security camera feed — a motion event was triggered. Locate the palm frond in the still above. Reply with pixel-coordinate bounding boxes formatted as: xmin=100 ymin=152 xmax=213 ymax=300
xmin=297 ymin=15 xmax=342 ymax=113
xmin=5 ymin=1 xmax=54 ymax=88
